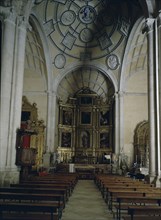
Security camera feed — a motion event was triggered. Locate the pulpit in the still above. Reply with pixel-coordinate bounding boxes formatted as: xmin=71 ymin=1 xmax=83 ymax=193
xmin=16 ymin=147 xmax=37 ymax=180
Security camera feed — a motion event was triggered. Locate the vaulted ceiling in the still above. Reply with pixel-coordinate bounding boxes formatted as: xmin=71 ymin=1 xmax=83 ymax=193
xmin=23 ymin=0 xmax=160 ymax=103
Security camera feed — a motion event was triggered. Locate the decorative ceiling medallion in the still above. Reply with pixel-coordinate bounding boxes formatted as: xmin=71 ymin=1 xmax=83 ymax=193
xmin=61 ymin=10 xmax=76 ymax=26
xmin=43 ymin=0 xmax=130 ymax=60
xmin=54 ymin=54 xmax=66 ymax=69
xmin=80 ymin=28 xmax=93 ymax=43
xmin=79 ymin=6 xmax=96 ymax=24
xmin=106 ymin=54 xmax=119 ymax=70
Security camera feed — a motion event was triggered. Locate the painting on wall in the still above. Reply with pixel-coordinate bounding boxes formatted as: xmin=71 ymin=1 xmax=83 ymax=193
xmin=100 ymin=110 xmax=109 ymax=126
xmin=61 ymin=132 xmax=71 ymax=148
xmin=63 ymin=110 xmax=72 ymax=125
xmin=100 ymin=132 xmax=110 ymax=148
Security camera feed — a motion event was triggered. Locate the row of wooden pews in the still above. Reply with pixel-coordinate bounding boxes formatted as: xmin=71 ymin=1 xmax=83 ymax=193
xmin=94 ymin=174 xmax=161 ymax=220
xmin=0 ymin=173 xmax=78 ymax=220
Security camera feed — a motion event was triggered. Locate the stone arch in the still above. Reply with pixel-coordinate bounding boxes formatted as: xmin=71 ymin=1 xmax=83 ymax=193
xmin=29 ymin=14 xmax=53 ymax=92
xmin=54 ymin=63 xmax=118 ymax=94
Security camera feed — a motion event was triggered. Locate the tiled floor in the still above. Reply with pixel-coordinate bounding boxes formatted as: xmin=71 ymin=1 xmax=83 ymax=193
xmin=61 ymin=180 xmax=114 ymax=220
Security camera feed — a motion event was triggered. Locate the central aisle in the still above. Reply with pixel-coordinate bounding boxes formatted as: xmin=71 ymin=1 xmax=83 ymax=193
xmin=61 ymin=180 xmax=113 ymax=220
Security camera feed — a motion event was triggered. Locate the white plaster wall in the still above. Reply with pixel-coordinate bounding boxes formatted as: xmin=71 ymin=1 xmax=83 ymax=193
xmin=23 ymin=77 xmax=47 ymax=123
xmin=123 ymin=69 xmax=148 ymax=165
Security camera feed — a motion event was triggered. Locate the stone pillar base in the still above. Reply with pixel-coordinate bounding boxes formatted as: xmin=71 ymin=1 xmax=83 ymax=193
xmin=145 ymin=175 xmax=161 ymax=187
xmin=0 ymin=168 xmax=20 ymax=187
xmin=155 ymin=176 xmax=161 ymax=188
xmin=43 ymin=153 xmax=51 ymax=168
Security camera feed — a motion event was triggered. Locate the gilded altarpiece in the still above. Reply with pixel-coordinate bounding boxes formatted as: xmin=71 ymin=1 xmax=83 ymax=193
xmin=58 ymin=88 xmax=113 ymax=163
xmin=16 ymin=96 xmax=45 ymax=169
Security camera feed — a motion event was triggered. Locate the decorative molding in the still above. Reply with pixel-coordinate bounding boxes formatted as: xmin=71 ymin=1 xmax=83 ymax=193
xmin=142 ymin=18 xmax=155 ymax=33
xmin=42 ymin=0 xmax=133 ymax=60
xmin=106 ymin=54 xmax=119 ymax=70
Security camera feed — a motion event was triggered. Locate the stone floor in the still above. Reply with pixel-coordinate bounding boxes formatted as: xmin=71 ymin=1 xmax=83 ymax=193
xmin=61 ymin=180 xmax=114 ymax=220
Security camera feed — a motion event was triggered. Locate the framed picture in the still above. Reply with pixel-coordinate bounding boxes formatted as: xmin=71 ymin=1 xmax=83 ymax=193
xmin=61 ymin=132 xmax=71 ymax=148
xmin=63 ymin=110 xmax=72 ymax=125
xmin=100 ymin=132 xmax=110 ymax=148
xmin=100 ymin=110 xmax=109 ymax=126
xmin=81 ymin=111 xmax=91 ymax=124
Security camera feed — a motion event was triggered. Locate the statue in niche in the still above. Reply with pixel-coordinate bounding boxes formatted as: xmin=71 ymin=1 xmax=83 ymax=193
xmin=81 ymin=131 xmax=90 ymax=148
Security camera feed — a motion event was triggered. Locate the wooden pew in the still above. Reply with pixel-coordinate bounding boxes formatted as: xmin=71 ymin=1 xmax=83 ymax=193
xmin=122 ymin=216 xmax=161 ymax=220
xmin=104 ymin=186 xmax=158 ymax=203
xmin=0 ymin=192 xmax=64 ymax=207
xmin=0 ymin=201 xmax=61 ymax=220
xmin=95 ymin=174 xmax=144 ymax=199
xmin=115 ymin=196 xmax=161 ymax=220
xmin=107 ymin=188 xmax=161 ymax=210
xmin=102 ymin=183 xmax=154 ymax=200
xmin=28 ymin=173 xmax=78 ymax=190
xmin=0 ymin=173 xmax=78 ymax=219
xmin=94 ymin=174 xmax=161 ymax=220
xmin=11 ymin=183 xmax=71 ymax=198
xmin=0 ymin=187 xmax=68 ymax=203
xmin=109 ymin=191 xmax=146 ymax=211
xmin=94 ymin=174 xmax=147 ymax=190
xmin=128 ymin=205 xmax=161 ymax=220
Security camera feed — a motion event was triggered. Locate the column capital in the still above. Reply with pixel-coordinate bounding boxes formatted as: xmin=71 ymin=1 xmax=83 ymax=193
xmin=0 ymin=6 xmax=16 ymax=23
xmin=117 ymin=91 xmax=124 ymax=98
xmin=16 ymin=15 xmax=28 ymax=29
xmin=158 ymin=10 xmax=161 ymax=25
xmin=142 ymin=18 xmax=155 ymax=34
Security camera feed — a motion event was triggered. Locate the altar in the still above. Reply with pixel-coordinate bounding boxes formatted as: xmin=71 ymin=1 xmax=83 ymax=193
xmin=74 ymin=156 xmax=96 ymax=164
xmin=75 ymin=164 xmax=95 ymax=172
xmin=72 ymin=163 xmax=111 ymax=179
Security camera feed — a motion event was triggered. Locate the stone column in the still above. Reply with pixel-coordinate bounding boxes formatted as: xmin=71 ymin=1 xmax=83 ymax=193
xmin=46 ymin=91 xmax=57 ymax=153
xmin=156 ymin=11 xmax=161 ymax=176
xmin=44 ymin=91 xmax=57 ymax=167
xmin=0 ymin=10 xmax=17 ymax=186
xmin=0 ymin=11 xmax=28 ymax=185
xmin=114 ymin=92 xmax=119 ymax=154
xmin=145 ymin=18 xmax=156 ymax=177
xmin=7 ymin=17 xmax=28 ymax=169
xmin=118 ymin=91 xmax=124 ymax=154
